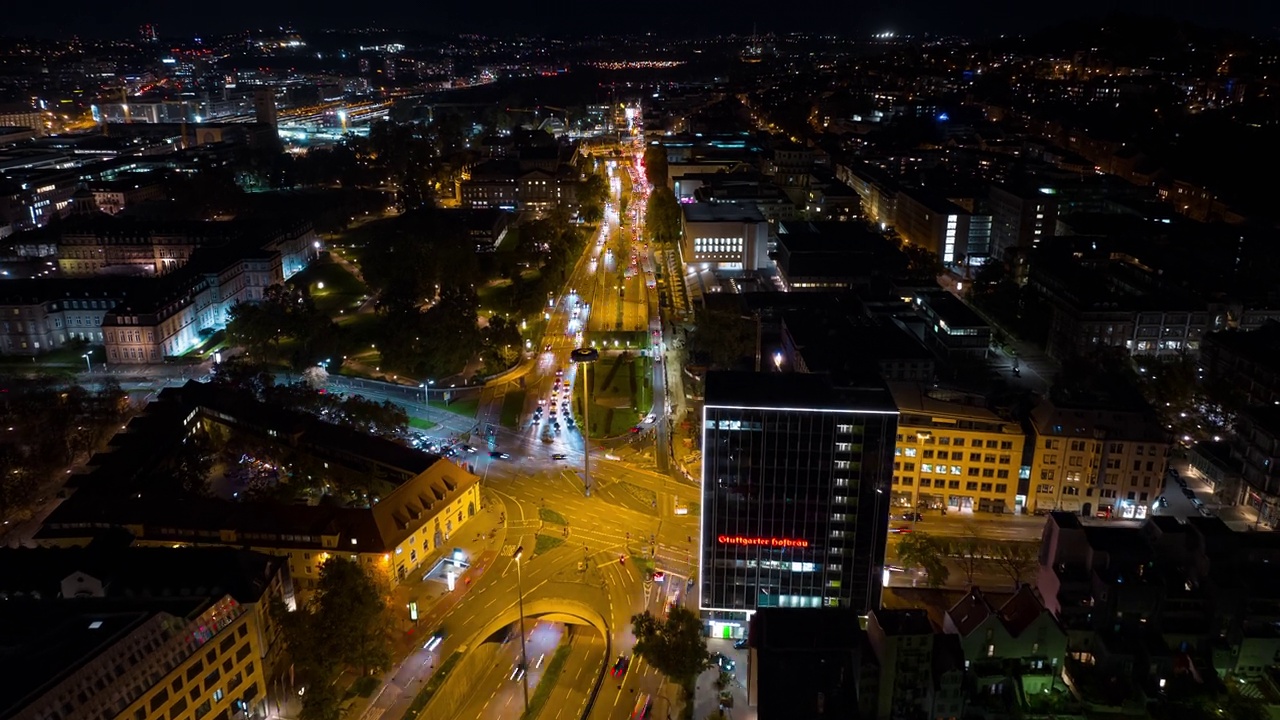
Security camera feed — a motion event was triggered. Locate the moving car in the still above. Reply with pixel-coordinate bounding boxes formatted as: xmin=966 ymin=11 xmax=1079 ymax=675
xmin=423 ymin=630 xmax=446 ymax=651
xmin=711 ymin=652 xmax=735 ymax=673
xmin=611 ymin=655 xmax=631 ymax=677
xmin=489 ymin=451 xmax=510 ymax=460
xmin=551 ymin=453 xmax=567 ymax=460
xmin=733 ymin=638 xmax=748 ymax=650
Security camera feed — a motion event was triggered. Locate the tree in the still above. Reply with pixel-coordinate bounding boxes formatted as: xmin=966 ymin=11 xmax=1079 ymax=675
xmin=274 ymin=557 xmax=393 ymax=720
xmin=302 ymin=365 xmax=330 ymax=390
xmin=945 ymin=534 xmax=987 ymax=587
xmin=643 ymin=144 xmax=668 ymax=188
xmin=580 ymin=173 xmax=608 ymax=222
xmin=645 ymin=186 xmax=682 ymax=244
xmin=896 ymin=531 xmax=951 ymax=588
xmin=632 ymin=606 xmax=710 ymax=720
xmin=150 ymin=430 xmax=215 ymax=498
xmin=688 ymin=310 xmax=755 ymax=370
xmin=991 ymin=542 xmax=1038 ymax=589
xmin=314 ymin=557 xmax=393 ymax=673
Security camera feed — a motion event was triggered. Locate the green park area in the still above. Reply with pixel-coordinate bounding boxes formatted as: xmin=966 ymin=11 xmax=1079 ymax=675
xmin=290 ymin=252 xmax=368 ymax=315
xmin=574 ymin=352 xmax=652 ymax=438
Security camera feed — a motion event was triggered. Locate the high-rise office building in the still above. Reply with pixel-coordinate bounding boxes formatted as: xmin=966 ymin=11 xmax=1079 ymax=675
xmin=699 ymin=371 xmax=899 ymax=638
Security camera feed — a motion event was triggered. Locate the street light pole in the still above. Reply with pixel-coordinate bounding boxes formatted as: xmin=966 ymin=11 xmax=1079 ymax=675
xmin=424 ymin=376 xmax=440 ymax=425
xmin=513 ymin=545 xmax=530 ymax=713
xmin=82 ymin=351 xmax=92 ymax=373
xmin=571 ymin=347 xmax=600 ymax=497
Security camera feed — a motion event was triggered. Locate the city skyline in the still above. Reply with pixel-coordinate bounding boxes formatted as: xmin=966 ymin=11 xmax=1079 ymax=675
xmin=5 ymin=0 xmax=1279 ymax=39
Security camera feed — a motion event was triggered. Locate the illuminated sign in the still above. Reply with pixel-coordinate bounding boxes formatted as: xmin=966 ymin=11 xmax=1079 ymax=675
xmin=717 ymin=535 xmax=810 ymax=549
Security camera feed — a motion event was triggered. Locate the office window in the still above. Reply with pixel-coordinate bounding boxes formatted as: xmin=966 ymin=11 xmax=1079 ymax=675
xmin=966 ymin=482 xmax=978 ymax=491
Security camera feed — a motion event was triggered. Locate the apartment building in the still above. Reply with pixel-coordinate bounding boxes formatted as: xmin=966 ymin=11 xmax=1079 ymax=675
xmin=889 ymin=383 xmax=1024 ymax=515
xmin=1028 ymin=243 xmax=1220 ymax=360
xmin=1200 ymin=324 xmax=1280 ymax=408
xmin=893 ymin=188 xmax=992 ymax=264
xmin=1233 ymin=407 xmax=1280 ymax=529
xmin=0 ymin=544 xmax=291 ymax=720
xmin=1028 ymin=393 xmax=1170 ymax=518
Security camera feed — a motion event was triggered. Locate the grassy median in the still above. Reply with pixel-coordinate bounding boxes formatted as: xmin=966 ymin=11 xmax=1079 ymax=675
xmin=401 ymin=651 xmax=462 ymax=720
xmin=523 ymin=644 xmax=572 ymax=720
xmin=534 ymin=534 xmax=565 ymax=554
xmin=499 ymin=388 xmax=527 ymax=428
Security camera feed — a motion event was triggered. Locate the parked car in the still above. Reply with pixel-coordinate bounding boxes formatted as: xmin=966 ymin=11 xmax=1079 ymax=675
xmin=898 ymin=512 xmax=924 ymax=522
xmin=733 ymin=638 xmax=748 ymax=650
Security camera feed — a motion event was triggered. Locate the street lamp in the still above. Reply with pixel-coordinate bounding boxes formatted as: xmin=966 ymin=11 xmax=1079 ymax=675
xmin=513 ymin=545 xmax=530 ymax=713
xmin=82 ymin=351 xmax=93 ymax=373
xmin=571 ymin=347 xmax=600 ymax=497
xmin=772 ymin=351 xmax=783 ymax=372
xmin=420 ymin=380 xmax=435 ymax=424
xmin=913 ymin=431 xmax=932 ymax=531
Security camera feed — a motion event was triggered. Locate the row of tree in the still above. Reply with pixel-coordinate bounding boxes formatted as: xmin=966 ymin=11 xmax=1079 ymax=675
xmin=226 ymin=283 xmax=342 ymax=371
xmin=0 ymin=375 xmax=130 ymax=518
xmin=895 ymin=530 xmax=1038 ymax=589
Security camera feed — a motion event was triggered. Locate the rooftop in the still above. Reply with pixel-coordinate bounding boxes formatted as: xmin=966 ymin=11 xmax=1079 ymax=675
xmin=680 ymin=201 xmax=765 ymax=224
xmin=704 ymin=370 xmax=896 ymax=415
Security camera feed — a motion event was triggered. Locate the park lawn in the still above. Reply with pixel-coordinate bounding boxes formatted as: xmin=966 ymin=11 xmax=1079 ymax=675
xmin=292 ymin=255 xmax=368 ymax=315
xmin=499 ymin=388 xmax=527 ymax=428
xmin=408 ymin=417 xmax=438 ymax=431
xmin=182 ymin=329 xmax=227 ymax=360
xmin=0 ymin=342 xmax=104 ymax=370
xmin=431 ymin=393 xmax=480 ymax=418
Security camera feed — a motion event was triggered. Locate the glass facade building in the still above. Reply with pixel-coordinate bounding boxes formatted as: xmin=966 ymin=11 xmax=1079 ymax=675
xmin=700 ymin=371 xmax=898 ymax=632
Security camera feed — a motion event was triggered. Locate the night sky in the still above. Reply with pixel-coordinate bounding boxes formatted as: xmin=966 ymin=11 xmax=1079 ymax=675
xmin=9 ymin=0 xmax=1280 ymax=38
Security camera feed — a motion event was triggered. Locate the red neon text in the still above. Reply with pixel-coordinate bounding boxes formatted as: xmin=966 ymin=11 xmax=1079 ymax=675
xmin=717 ymin=535 xmax=810 ymax=549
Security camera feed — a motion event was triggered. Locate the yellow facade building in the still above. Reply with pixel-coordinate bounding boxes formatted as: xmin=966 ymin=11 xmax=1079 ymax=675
xmin=0 ymin=546 xmax=291 ymax=720
xmin=888 ymin=383 xmax=1026 ymax=515
xmin=1027 ymin=396 xmax=1170 ymax=518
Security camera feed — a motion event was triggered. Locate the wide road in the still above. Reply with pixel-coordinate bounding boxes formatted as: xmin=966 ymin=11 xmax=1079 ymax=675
xmin=539 ymin=633 xmax=608 ymax=720
xmin=450 ymin=620 xmax=566 ymax=720
xmin=330 ymin=118 xmax=693 ymax=720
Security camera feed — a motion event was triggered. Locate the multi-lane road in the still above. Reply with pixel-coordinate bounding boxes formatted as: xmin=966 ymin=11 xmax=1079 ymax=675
xmin=346 ymin=125 xmax=696 ymax=720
